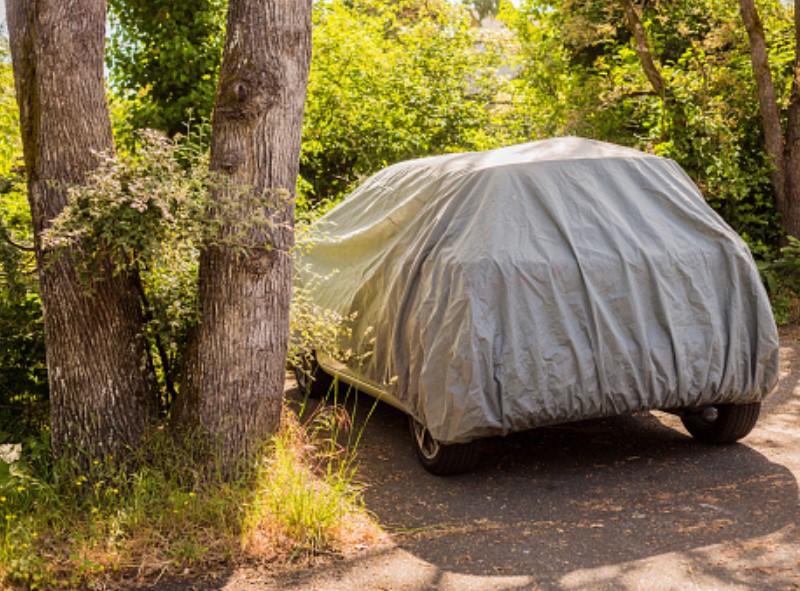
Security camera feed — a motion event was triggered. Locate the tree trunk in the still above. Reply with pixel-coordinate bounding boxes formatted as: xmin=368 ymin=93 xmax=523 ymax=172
xmin=618 ymin=0 xmax=667 ymax=100
xmin=781 ymin=0 xmax=800 ymax=239
xmin=6 ymin=0 xmax=157 ymax=461
xmin=617 ymin=0 xmax=690 ymax=141
xmin=739 ymin=0 xmax=790 ymax=234
xmin=173 ymin=0 xmax=313 ymax=469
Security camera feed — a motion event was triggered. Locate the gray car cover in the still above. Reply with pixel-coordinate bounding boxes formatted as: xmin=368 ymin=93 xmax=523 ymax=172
xmin=296 ymin=137 xmax=780 ymax=444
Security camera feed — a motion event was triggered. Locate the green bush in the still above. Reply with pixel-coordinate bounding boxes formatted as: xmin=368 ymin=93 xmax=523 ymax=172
xmin=299 ymin=0 xmax=517 ymax=211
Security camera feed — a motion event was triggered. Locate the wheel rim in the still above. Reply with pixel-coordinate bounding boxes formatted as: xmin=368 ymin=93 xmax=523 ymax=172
xmin=694 ymin=406 xmax=720 ymax=425
xmin=411 ymin=419 xmax=440 ymax=461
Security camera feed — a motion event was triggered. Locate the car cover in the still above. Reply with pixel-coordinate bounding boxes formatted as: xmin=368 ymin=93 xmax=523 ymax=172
xmin=296 ymin=138 xmax=780 ymax=444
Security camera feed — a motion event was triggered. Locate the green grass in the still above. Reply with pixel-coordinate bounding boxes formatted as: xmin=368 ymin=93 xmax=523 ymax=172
xmin=0 ymin=404 xmax=380 ymax=590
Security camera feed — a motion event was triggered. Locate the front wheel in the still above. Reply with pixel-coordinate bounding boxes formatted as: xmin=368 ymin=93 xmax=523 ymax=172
xmin=408 ymin=417 xmax=482 ymax=475
xmin=680 ymin=402 xmax=761 ymax=444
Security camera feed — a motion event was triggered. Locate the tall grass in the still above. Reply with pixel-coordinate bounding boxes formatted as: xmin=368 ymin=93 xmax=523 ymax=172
xmin=0 ymin=403 xmax=379 ymax=590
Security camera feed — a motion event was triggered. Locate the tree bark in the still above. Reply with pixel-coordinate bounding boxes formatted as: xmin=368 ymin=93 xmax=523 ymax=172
xmin=739 ymin=0 xmax=789 ymax=232
xmin=6 ymin=0 xmax=157 ymax=461
xmin=173 ymin=0 xmax=313 ymax=469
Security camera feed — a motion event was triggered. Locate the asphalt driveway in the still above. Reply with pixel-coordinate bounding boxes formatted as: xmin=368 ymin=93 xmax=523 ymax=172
xmin=149 ymin=326 xmax=800 ymax=591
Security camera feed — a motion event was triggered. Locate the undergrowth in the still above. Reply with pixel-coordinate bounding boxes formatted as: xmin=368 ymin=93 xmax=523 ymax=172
xmin=0 ymin=402 xmax=380 ymax=590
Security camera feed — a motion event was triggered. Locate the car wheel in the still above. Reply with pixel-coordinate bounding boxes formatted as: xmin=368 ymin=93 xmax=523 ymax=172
xmin=408 ymin=417 xmax=482 ymax=475
xmin=680 ymin=402 xmax=761 ymax=444
xmin=293 ymin=352 xmax=333 ymax=399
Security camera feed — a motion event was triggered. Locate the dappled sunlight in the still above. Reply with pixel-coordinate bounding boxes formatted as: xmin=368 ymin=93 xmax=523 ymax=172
xmin=726 ymin=325 xmax=800 ymax=479
xmin=264 ymin=544 xmax=536 ymax=591
xmin=256 ymin=523 xmax=800 ymax=591
xmin=560 ymin=526 xmax=800 ymax=591
xmin=326 ymin=328 xmax=800 ymax=591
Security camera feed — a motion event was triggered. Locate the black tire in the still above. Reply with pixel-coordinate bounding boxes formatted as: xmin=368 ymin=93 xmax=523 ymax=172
xmin=293 ymin=352 xmax=333 ymax=399
xmin=680 ymin=402 xmax=761 ymax=444
xmin=408 ymin=417 xmax=483 ymax=475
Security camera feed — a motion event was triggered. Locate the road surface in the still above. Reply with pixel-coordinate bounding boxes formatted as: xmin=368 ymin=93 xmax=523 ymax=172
xmin=147 ymin=327 xmax=800 ymax=591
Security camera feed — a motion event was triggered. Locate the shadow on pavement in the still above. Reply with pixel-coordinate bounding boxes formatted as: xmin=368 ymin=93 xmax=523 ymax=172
xmin=315 ymin=381 xmax=799 ymax=590
xmin=141 ymin=331 xmax=800 ymax=590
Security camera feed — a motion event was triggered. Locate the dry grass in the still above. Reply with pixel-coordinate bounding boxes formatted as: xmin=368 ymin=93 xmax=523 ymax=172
xmin=0 ymin=404 xmax=382 ymax=590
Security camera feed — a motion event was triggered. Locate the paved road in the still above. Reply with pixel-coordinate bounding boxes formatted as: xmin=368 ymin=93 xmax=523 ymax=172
xmin=152 ymin=328 xmax=800 ymax=591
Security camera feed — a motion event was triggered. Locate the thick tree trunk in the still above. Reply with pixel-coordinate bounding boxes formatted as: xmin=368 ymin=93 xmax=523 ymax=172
xmin=173 ymin=0 xmax=312 ymax=469
xmin=6 ymin=0 xmax=157 ymax=461
xmin=739 ymin=0 xmax=791 ymax=234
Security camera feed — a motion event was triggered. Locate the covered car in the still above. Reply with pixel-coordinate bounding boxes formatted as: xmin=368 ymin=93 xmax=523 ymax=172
xmin=295 ymin=137 xmax=780 ymax=474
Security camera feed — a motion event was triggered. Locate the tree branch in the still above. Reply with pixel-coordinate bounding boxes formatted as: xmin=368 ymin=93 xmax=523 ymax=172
xmin=618 ymin=0 xmax=666 ymax=99
xmin=132 ymin=272 xmax=178 ymax=413
xmin=1 ymin=232 xmax=36 ymax=252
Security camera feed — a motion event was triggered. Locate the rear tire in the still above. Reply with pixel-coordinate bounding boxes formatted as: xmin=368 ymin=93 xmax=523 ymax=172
xmin=680 ymin=402 xmax=761 ymax=444
xmin=408 ymin=417 xmax=482 ymax=475
xmin=293 ymin=352 xmax=333 ymax=399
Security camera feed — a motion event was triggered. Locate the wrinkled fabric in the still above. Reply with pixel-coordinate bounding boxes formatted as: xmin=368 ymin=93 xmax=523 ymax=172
xmin=296 ymin=138 xmax=780 ymax=444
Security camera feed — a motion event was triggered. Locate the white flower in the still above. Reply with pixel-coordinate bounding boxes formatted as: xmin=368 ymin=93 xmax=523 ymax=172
xmin=0 ymin=444 xmax=22 ymax=464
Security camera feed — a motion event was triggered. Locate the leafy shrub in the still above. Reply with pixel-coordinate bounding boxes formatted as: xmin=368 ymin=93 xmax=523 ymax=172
xmin=43 ymin=130 xmax=209 ymax=405
xmin=758 ymin=236 xmax=800 ymax=324
xmin=299 ymin=0 xmax=517 ymax=210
